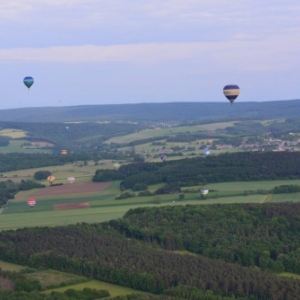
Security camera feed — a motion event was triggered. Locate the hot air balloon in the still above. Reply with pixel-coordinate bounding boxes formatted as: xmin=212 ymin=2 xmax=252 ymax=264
xmin=61 ymin=150 xmax=68 ymax=156
xmin=23 ymin=76 xmax=34 ymax=89
xmin=113 ymin=163 xmax=120 ymax=171
xmin=160 ymin=154 xmax=167 ymax=162
xmin=27 ymin=198 xmax=36 ymax=208
xmin=223 ymin=84 xmax=240 ymax=104
xmin=65 ymin=126 xmax=69 ymax=131
xmin=200 ymin=187 xmax=209 ymax=196
xmin=204 ymin=148 xmax=210 ymax=155
xmin=47 ymin=175 xmax=55 ymax=184
xmin=67 ymin=177 xmax=75 ymax=184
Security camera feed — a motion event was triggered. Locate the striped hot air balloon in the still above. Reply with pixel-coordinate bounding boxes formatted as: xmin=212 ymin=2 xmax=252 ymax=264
xmin=223 ymin=84 xmax=240 ymax=104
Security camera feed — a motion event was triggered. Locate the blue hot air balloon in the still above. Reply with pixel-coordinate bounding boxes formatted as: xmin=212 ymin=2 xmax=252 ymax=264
xmin=23 ymin=76 xmax=34 ymax=89
xmin=223 ymin=84 xmax=240 ymax=104
xmin=65 ymin=126 xmax=69 ymax=131
xmin=204 ymin=148 xmax=210 ymax=155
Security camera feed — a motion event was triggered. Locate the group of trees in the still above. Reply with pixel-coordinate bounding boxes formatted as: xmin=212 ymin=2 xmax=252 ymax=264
xmin=93 ymin=152 xmax=300 ymax=189
xmin=0 ymin=179 xmax=45 ymax=207
xmin=1 ymin=204 xmax=300 ymax=299
xmin=108 ymin=203 xmax=300 ymax=274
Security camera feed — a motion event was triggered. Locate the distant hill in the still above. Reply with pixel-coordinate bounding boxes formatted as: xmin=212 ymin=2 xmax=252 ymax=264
xmin=0 ymin=99 xmax=299 ymax=123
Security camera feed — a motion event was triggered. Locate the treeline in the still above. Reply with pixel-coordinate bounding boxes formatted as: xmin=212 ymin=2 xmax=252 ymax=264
xmin=0 ymin=151 xmax=127 ymax=173
xmin=93 ymin=152 xmax=300 ymax=188
xmin=1 ymin=221 xmax=300 ymax=299
xmin=0 ymin=179 xmax=45 ymax=207
xmin=108 ymin=203 xmax=300 ymax=275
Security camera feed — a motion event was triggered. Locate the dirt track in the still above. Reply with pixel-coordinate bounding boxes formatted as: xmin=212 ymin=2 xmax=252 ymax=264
xmin=31 ymin=182 xmax=112 ymax=197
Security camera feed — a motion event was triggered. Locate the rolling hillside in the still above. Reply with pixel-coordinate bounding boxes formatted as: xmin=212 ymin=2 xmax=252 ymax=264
xmin=0 ymin=100 xmax=300 ymax=123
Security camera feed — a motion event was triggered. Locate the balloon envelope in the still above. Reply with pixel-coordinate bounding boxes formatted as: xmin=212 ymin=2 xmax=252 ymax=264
xmin=160 ymin=154 xmax=167 ymax=161
xmin=113 ymin=163 xmax=120 ymax=171
xmin=61 ymin=150 xmax=68 ymax=156
xmin=223 ymin=84 xmax=240 ymax=104
xmin=47 ymin=175 xmax=55 ymax=184
xmin=204 ymin=148 xmax=210 ymax=155
xmin=23 ymin=76 xmax=34 ymax=89
xmin=200 ymin=188 xmax=209 ymax=195
xmin=27 ymin=198 xmax=36 ymax=208
xmin=67 ymin=177 xmax=75 ymax=183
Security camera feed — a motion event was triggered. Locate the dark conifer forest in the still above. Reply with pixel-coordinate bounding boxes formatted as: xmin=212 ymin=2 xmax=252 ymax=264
xmin=1 ymin=203 xmax=300 ymax=299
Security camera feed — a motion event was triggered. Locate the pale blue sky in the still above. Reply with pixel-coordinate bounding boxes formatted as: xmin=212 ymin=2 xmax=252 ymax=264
xmin=1 ymin=1 xmax=300 ymax=109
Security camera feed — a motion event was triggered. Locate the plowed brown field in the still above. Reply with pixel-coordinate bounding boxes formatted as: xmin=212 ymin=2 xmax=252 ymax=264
xmin=31 ymin=182 xmax=112 ymax=197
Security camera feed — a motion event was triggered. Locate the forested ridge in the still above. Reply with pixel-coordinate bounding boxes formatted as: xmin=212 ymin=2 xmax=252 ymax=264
xmin=1 ymin=204 xmax=300 ymax=299
xmin=93 ymin=152 xmax=300 ymax=187
xmin=1 ymin=101 xmax=300 ymax=122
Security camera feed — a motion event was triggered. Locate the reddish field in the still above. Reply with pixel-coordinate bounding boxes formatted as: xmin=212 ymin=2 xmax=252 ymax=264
xmin=31 ymin=182 xmax=112 ymax=197
xmin=54 ymin=202 xmax=90 ymax=210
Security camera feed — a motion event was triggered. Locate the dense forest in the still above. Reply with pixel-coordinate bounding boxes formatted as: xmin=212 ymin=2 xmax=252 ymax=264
xmin=93 ymin=151 xmax=300 ymax=188
xmin=1 ymin=203 xmax=300 ymax=299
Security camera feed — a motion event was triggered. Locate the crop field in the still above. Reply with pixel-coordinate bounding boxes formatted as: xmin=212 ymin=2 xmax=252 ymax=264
xmin=0 ymin=128 xmax=27 ymax=138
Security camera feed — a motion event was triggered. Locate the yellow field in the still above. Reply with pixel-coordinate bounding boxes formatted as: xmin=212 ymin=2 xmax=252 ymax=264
xmin=0 ymin=129 xmax=27 ymax=138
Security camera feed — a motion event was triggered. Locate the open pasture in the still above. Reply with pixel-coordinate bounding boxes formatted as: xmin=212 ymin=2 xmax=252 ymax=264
xmin=26 ymin=270 xmax=87 ymax=289
xmin=0 ymin=260 xmax=25 ymax=272
xmin=44 ymin=279 xmax=144 ymax=297
xmin=204 ymin=179 xmax=300 ymax=193
xmin=268 ymin=193 xmax=300 ymax=203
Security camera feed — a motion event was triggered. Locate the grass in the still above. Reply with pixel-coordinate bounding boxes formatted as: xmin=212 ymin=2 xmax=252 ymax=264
xmin=268 ymin=193 xmax=300 ymax=203
xmin=0 ymin=140 xmax=52 ymax=154
xmin=44 ymin=279 xmax=144 ymax=297
xmin=279 ymin=272 xmax=300 ymax=280
xmin=26 ymin=270 xmax=87 ymax=289
xmin=0 ymin=260 xmax=26 ymax=272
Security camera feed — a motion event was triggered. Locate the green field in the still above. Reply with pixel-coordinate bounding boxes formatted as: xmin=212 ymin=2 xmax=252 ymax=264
xmin=1 ymin=173 xmax=300 ymax=231
xmin=0 ymin=260 xmax=26 ymax=272
xmin=0 ymin=140 xmax=52 ymax=154
xmin=44 ymin=279 xmax=145 ymax=298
